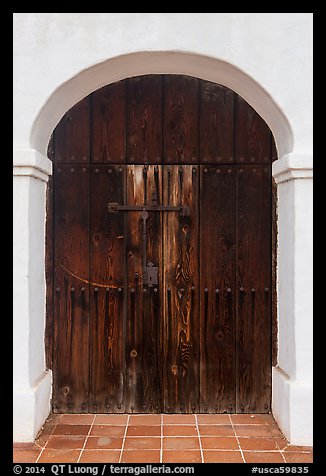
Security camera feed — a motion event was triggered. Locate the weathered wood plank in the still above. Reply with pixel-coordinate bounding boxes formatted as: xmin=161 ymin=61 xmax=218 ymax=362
xmin=271 ymin=175 xmax=278 ymax=367
xmin=236 ymin=96 xmax=271 ymax=164
xmin=47 ymin=133 xmax=54 ymax=162
xmin=125 ymin=165 xmax=163 ymax=412
xmin=271 ymin=134 xmax=278 ymax=162
xmin=89 ymin=165 xmax=125 ymax=413
xmin=200 ymin=82 xmax=234 ymax=163
xmin=236 ymin=165 xmax=271 ymax=413
xmin=163 ymin=165 xmax=199 ymax=412
xmin=54 ymin=97 xmax=90 ymax=163
xmin=91 ymin=82 xmax=126 ymax=163
xmin=53 ymin=164 xmax=90 ymax=413
xmin=127 ymin=76 xmax=162 ymax=164
xmin=45 ymin=174 xmax=53 ymax=369
xmin=199 ymin=165 xmax=236 ymax=412
xmin=164 ymin=76 xmax=198 ymax=164
xmin=49 ymin=75 xmax=274 ymax=416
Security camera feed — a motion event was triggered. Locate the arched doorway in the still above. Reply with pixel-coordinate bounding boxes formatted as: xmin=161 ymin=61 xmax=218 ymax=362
xmin=46 ymin=74 xmax=276 ymax=415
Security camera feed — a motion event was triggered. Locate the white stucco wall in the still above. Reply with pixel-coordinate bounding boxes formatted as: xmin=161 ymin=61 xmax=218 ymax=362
xmin=13 ymin=13 xmax=313 ymax=444
xmin=14 ymin=13 xmax=312 ymax=156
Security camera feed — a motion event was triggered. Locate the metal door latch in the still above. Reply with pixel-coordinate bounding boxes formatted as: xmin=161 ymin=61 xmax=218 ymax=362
xmin=108 ymin=203 xmax=190 ymax=216
xmin=146 ymin=262 xmax=158 ymax=287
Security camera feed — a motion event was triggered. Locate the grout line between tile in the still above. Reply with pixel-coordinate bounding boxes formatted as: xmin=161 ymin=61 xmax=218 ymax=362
xmin=76 ymin=414 xmax=96 ymax=463
xmin=119 ymin=414 xmax=130 ymax=463
xmin=35 ymin=422 xmax=57 ymax=463
xmin=229 ymin=414 xmax=245 ymax=463
xmin=195 ymin=414 xmax=204 ymax=463
xmin=275 ymin=440 xmax=287 ymax=463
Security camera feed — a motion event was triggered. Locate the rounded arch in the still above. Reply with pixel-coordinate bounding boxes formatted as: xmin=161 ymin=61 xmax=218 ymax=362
xmin=30 ymin=51 xmax=293 ymax=159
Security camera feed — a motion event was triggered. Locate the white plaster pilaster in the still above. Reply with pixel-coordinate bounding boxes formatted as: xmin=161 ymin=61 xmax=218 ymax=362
xmin=13 ymin=149 xmax=52 ymax=441
xmin=272 ymin=153 xmax=313 ymax=445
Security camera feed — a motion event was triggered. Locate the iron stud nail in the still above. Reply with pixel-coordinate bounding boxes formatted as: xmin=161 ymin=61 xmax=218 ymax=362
xmin=118 ymin=287 xmax=122 ymax=292
xmin=227 ymin=288 xmax=232 ymax=293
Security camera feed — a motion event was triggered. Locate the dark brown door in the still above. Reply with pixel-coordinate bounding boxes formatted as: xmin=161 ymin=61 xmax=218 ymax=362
xmin=49 ymin=75 xmax=272 ymax=414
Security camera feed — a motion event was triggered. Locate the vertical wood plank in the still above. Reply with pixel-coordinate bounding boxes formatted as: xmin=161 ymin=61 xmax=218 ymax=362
xmin=164 ymin=76 xmax=198 ymax=164
xmin=53 ymin=164 xmax=90 ymax=413
xmin=200 ymin=82 xmax=234 ymax=163
xmin=236 ymin=165 xmax=271 ymax=413
xmin=91 ymin=82 xmax=126 ymax=163
xmin=47 ymin=133 xmax=54 ymax=162
xmin=89 ymin=165 xmax=125 ymax=413
xmin=199 ymin=165 xmax=236 ymax=412
xmin=125 ymin=165 xmax=163 ymax=412
xmin=236 ymin=96 xmax=271 ymax=164
xmin=127 ymin=76 xmax=162 ymax=164
xmin=54 ymin=97 xmax=90 ymax=163
xmin=271 ymin=134 xmax=278 ymax=163
xmin=163 ymin=165 xmax=199 ymax=413
xmin=271 ymin=176 xmax=278 ymax=367
xmin=45 ymin=174 xmax=53 ymax=369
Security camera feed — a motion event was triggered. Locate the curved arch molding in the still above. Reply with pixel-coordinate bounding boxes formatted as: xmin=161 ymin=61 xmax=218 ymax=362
xmin=30 ymin=51 xmax=293 ymax=160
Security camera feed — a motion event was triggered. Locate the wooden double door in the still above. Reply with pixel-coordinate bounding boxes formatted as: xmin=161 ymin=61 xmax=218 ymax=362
xmin=48 ymin=75 xmax=273 ymax=414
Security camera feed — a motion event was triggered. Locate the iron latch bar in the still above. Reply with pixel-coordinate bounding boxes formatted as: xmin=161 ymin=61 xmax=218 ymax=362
xmin=108 ymin=203 xmax=190 ymax=216
xmin=108 ymin=202 xmax=190 ymax=287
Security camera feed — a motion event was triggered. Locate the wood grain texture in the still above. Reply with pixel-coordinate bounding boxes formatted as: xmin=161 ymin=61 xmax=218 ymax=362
xmin=91 ymin=82 xmax=126 ymax=163
xmin=89 ymin=165 xmax=125 ymax=412
xmin=54 ymin=97 xmax=90 ymax=163
xmin=236 ymin=165 xmax=271 ymax=413
xmin=127 ymin=76 xmax=162 ymax=164
xmin=48 ymin=75 xmax=274 ymax=415
xmin=236 ymin=96 xmax=271 ymax=164
xmin=47 ymin=133 xmax=54 ymax=162
xmin=200 ymin=82 xmax=234 ymax=163
xmin=125 ymin=165 xmax=163 ymax=412
xmin=199 ymin=165 xmax=236 ymax=412
xmin=271 ymin=135 xmax=278 ymax=163
xmin=53 ymin=165 xmax=90 ymax=413
xmin=271 ymin=134 xmax=278 ymax=366
xmin=45 ymin=175 xmax=53 ymax=369
xmin=271 ymin=177 xmax=278 ymax=367
xmin=163 ymin=165 xmax=199 ymax=412
xmin=164 ymin=76 xmax=198 ymax=164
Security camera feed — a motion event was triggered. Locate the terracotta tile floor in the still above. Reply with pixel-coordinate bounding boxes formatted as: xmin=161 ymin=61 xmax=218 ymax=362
xmin=13 ymin=413 xmax=313 ymax=464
